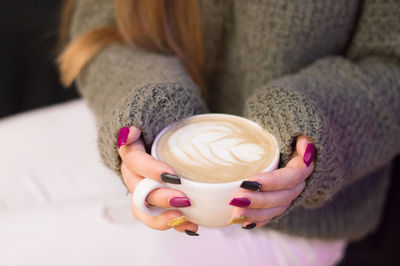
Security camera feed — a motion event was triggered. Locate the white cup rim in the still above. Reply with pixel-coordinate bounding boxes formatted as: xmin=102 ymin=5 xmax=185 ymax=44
xmin=151 ymin=113 xmax=280 ymax=186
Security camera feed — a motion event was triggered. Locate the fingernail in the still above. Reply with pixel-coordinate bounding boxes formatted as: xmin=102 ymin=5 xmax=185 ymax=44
xmin=229 ymin=198 xmax=251 ymax=207
xmin=303 ymin=143 xmax=316 ymax=167
xmin=185 ymin=230 xmax=199 ymax=236
xmin=242 ymin=223 xmax=256 ymax=230
xmin=169 ymin=197 xmax=191 ymax=208
xmin=161 ymin=173 xmax=181 ymax=184
xmin=117 ymin=127 xmax=130 ymax=149
xmin=168 ymin=216 xmax=187 ymax=227
xmin=240 ymin=181 xmax=262 ymax=191
xmin=229 ymin=215 xmax=249 ymax=224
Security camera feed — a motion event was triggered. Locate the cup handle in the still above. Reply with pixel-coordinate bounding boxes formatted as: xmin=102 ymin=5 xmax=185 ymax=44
xmin=132 ymin=178 xmax=166 ymax=216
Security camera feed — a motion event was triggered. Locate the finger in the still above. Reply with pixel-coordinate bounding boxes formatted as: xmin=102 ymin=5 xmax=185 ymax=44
xmin=242 ymin=219 xmax=273 ymax=229
xmin=124 ymin=162 xmax=190 ymax=209
xmin=121 ymin=143 xmax=177 ymax=181
xmin=233 ymin=181 xmax=305 ymax=209
xmin=121 ymin=162 xmax=143 ymax=193
xmin=296 ymin=135 xmax=316 ymax=168
xmin=231 ymin=205 xmax=288 ymax=225
xmin=117 ymin=126 xmax=142 ymax=149
xmin=246 ymin=163 xmax=309 ymax=191
xmin=241 ymin=221 xmax=258 ymax=230
xmin=118 ymin=129 xmax=178 ymax=182
xmin=122 ymin=161 xmax=189 ymax=209
xmin=242 ymin=136 xmax=315 ymax=192
xmin=131 ymin=195 xmax=187 ymax=230
xmin=146 ymin=187 xmax=190 ymax=208
xmin=296 ymin=135 xmax=313 ymax=156
xmin=174 ymin=222 xmax=199 ymax=235
xmin=118 ymin=132 xmax=146 ymax=158
xmin=285 ymin=153 xmax=314 ymax=182
xmin=242 ymin=220 xmax=269 ymax=229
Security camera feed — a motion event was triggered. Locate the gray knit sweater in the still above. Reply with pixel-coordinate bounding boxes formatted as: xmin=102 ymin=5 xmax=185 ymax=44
xmin=69 ymin=0 xmax=400 ymax=241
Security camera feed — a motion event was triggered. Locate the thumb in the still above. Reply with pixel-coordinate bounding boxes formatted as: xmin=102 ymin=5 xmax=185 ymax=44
xmin=296 ymin=135 xmax=316 ymax=167
xmin=117 ymin=126 xmax=142 ymax=149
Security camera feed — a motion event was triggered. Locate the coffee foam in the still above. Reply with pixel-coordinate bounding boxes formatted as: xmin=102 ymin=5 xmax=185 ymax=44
xmin=156 ymin=115 xmax=276 ymax=183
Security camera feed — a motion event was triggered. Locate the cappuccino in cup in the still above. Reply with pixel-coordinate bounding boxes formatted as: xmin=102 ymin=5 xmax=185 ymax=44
xmin=133 ymin=114 xmax=279 ymax=227
xmin=155 ymin=115 xmax=277 ymax=183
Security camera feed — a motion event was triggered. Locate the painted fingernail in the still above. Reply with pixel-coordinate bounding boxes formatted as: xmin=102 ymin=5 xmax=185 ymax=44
xmin=117 ymin=127 xmax=130 ymax=149
xmin=229 ymin=198 xmax=251 ymax=207
xmin=303 ymin=143 xmax=316 ymax=167
xmin=161 ymin=173 xmax=181 ymax=184
xmin=242 ymin=223 xmax=256 ymax=230
xmin=169 ymin=197 xmax=191 ymax=208
xmin=168 ymin=216 xmax=187 ymax=227
xmin=185 ymin=230 xmax=199 ymax=236
xmin=240 ymin=181 xmax=262 ymax=191
xmin=229 ymin=215 xmax=249 ymax=224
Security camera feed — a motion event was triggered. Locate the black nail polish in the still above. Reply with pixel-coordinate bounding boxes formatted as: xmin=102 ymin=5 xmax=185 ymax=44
xmin=160 ymin=173 xmax=181 ymax=184
xmin=240 ymin=181 xmax=262 ymax=191
xmin=185 ymin=230 xmax=199 ymax=236
xmin=242 ymin=223 xmax=256 ymax=230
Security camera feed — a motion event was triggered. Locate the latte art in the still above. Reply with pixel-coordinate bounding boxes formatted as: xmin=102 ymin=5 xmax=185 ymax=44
xmin=156 ymin=114 xmax=277 ymax=183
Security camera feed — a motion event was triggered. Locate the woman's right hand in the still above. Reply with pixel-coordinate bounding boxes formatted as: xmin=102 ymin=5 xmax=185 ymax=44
xmin=117 ymin=126 xmax=198 ymax=235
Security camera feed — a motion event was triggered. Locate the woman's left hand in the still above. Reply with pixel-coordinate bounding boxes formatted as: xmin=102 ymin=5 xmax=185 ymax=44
xmin=229 ymin=135 xmax=316 ymax=229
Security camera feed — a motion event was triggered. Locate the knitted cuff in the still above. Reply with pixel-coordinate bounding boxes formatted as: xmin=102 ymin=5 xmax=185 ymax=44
xmin=96 ymin=82 xmax=207 ymax=176
xmin=244 ymin=86 xmax=341 ymax=210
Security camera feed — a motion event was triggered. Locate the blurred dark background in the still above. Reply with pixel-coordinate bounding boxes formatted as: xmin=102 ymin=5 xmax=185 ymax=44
xmin=0 ymin=1 xmax=398 ymax=265
xmin=0 ymin=0 xmax=78 ymax=119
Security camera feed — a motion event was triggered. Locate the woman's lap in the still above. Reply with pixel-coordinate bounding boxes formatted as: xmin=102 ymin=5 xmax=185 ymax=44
xmin=0 ymin=100 xmax=347 ymax=266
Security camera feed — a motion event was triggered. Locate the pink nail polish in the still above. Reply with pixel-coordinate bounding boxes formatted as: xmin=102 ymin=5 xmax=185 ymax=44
xmin=117 ymin=127 xmax=130 ymax=149
xmin=303 ymin=143 xmax=316 ymax=167
xmin=229 ymin=198 xmax=251 ymax=207
xmin=169 ymin=197 xmax=191 ymax=208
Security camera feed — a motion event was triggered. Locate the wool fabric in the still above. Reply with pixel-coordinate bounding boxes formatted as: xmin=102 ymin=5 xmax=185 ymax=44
xmin=68 ymin=0 xmax=400 ymax=240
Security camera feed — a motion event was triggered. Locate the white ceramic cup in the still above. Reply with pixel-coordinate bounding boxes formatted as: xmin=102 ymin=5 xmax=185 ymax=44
xmin=133 ymin=114 xmax=280 ymax=228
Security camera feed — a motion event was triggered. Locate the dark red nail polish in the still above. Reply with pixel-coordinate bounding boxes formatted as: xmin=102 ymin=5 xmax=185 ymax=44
xmin=229 ymin=198 xmax=251 ymax=207
xmin=303 ymin=143 xmax=316 ymax=167
xmin=117 ymin=127 xmax=130 ymax=149
xmin=169 ymin=197 xmax=191 ymax=208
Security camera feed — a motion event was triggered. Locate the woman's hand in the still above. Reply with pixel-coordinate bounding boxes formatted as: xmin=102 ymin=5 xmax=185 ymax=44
xmin=117 ymin=126 xmax=199 ymax=235
xmin=229 ymin=135 xmax=316 ymax=229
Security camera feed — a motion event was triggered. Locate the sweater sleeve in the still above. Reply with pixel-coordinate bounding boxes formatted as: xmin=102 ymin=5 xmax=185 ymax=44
xmin=244 ymin=0 xmax=400 ymax=209
xmin=69 ymin=0 xmax=207 ymax=174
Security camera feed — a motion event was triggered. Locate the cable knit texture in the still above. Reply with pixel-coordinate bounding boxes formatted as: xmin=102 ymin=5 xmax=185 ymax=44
xmin=68 ymin=0 xmax=400 ymax=240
